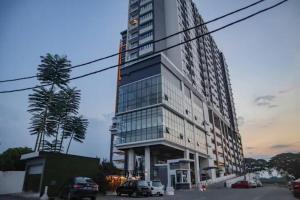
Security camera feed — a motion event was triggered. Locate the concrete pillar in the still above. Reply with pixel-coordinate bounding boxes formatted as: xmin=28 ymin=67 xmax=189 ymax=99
xmin=184 ymin=149 xmax=190 ymax=159
xmin=194 ymin=153 xmax=200 ymax=185
xmin=144 ymin=147 xmax=151 ymax=181
xmin=184 ymin=149 xmax=191 ymax=189
xmin=127 ymin=149 xmax=135 ymax=178
xmin=167 ymin=161 xmax=171 ymax=187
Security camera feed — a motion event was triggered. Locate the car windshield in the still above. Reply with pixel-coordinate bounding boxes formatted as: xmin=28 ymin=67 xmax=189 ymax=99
xmin=137 ymin=180 xmax=148 ymax=187
xmin=75 ymin=177 xmax=94 ymax=184
xmin=152 ymin=181 xmax=162 ymax=187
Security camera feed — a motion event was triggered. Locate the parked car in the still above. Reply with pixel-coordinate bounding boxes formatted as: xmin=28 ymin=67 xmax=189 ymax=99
xmin=148 ymin=180 xmax=164 ymax=196
xmin=255 ymin=179 xmax=263 ymax=187
xmin=249 ymin=180 xmax=257 ymax=188
xmin=60 ymin=177 xmax=98 ymax=200
xmin=292 ymin=178 xmax=300 ymax=197
xmin=116 ymin=180 xmax=151 ymax=197
xmin=231 ymin=181 xmax=252 ymax=189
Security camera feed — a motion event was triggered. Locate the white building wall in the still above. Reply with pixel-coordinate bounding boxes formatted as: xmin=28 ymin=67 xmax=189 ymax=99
xmin=0 ymin=171 xmax=25 ymax=194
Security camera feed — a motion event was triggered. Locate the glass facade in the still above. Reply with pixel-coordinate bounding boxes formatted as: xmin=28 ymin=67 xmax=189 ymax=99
xmin=194 ymin=126 xmax=207 ymax=154
xmin=116 ymin=67 xmax=208 ymax=154
xmin=117 ymin=75 xmax=162 ymax=113
xmin=117 ymin=106 xmax=163 ymax=143
xmin=161 ymin=68 xmax=183 ymax=114
xmin=163 ymin=108 xmax=185 ymax=146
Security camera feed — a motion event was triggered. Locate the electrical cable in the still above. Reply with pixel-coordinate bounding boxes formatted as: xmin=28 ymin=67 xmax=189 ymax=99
xmin=0 ymin=0 xmax=288 ymax=94
xmin=0 ymin=0 xmax=266 ymax=83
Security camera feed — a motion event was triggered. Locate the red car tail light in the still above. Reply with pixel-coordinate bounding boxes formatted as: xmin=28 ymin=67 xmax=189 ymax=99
xmin=73 ymin=184 xmax=82 ymax=189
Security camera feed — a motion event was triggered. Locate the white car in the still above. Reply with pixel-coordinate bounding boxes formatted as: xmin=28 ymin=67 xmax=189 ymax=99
xmin=255 ymin=179 xmax=263 ymax=187
xmin=148 ymin=180 xmax=164 ymax=196
xmin=249 ymin=180 xmax=257 ymax=188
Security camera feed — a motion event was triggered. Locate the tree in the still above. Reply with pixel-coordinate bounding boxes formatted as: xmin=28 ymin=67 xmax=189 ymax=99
xmin=244 ymin=157 xmax=268 ymax=172
xmin=269 ymin=153 xmax=300 ymax=178
xmin=0 ymin=147 xmax=32 ymax=171
xmin=64 ymin=115 xmax=88 ymax=154
xmin=28 ymin=53 xmax=88 ymax=153
xmin=51 ymin=87 xmax=81 ymax=152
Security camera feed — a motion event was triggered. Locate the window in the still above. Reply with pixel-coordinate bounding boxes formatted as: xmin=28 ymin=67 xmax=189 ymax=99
xmin=140 ymin=31 xmax=153 ymax=40
xmin=166 ymin=127 xmax=170 ymax=133
xmin=179 ymin=134 xmax=184 ymax=140
xmin=140 ymin=43 xmax=153 ymax=51
xmin=140 ymin=21 xmax=152 ymax=29
xmin=117 ymin=106 xmax=163 ymax=144
xmin=164 ymin=94 xmax=168 ymax=101
xmin=140 ymin=12 xmax=152 ymax=21
xmin=140 ymin=3 xmax=152 ymax=12
xmin=117 ymin=75 xmax=161 ymax=112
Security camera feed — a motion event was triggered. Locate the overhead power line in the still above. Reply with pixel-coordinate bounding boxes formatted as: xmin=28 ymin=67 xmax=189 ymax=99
xmin=0 ymin=0 xmax=288 ymax=94
xmin=0 ymin=0 xmax=266 ymax=83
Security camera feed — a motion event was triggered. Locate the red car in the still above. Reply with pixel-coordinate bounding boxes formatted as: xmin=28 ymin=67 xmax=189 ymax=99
xmin=231 ymin=181 xmax=252 ymax=189
xmin=292 ymin=179 xmax=300 ymax=197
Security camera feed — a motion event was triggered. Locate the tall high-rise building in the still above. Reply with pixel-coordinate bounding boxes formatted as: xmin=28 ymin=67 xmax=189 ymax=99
xmin=110 ymin=0 xmax=244 ymax=188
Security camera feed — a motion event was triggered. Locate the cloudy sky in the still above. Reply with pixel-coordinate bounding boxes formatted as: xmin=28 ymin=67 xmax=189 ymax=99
xmin=0 ymin=0 xmax=299 ymax=160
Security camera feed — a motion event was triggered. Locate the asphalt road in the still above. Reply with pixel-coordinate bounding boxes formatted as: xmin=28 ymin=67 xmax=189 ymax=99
xmin=102 ymin=185 xmax=298 ymax=200
xmin=0 ymin=185 xmax=297 ymax=200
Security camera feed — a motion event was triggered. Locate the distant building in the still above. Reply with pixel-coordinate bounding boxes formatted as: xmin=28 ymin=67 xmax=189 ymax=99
xmin=110 ymin=0 xmax=244 ymax=188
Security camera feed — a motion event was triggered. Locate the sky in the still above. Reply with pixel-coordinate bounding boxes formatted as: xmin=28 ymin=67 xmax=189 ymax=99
xmin=0 ymin=0 xmax=299 ymax=160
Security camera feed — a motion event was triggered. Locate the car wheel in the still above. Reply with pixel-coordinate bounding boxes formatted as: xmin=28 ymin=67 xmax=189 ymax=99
xmin=131 ymin=191 xmax=137 ymax=197
xmin=67 ymin=192 xmax=72 ymax=200
xmin=117 ymin=192 xmax=121 ymax=196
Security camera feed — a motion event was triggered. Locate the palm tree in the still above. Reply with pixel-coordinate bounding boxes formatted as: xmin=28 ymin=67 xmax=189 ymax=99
xmin=51 ymin=87 xmax=81 ymax=152
xmin=37 ymin=54 xmax=71 ymax=88
xmin=28 ymin=87 xmax=57 ymax=151
xmin=28 ymin=53 xmax=71 ymax=151
xmin=63 ymin=116 xmax=88 ymax=154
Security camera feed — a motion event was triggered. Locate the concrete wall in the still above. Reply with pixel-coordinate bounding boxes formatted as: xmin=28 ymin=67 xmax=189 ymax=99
xmin=0 ymin=171 xmax=25 ymax=194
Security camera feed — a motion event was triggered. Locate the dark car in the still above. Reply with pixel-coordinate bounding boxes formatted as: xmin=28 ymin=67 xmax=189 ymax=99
xmin=292 ymin=178 xmax=300 ymax=197
xmin=231 ymin=180 xmax=252 ymax=189
xmin=116 ymin=180 xmax=151 ymax=197
xmin=60 ymin=177 xmax=98 ymax=200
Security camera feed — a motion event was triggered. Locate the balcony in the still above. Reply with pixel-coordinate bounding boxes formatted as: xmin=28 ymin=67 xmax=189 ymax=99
xmin=127 ymin=52 xmax=138 ymax=61
xmin=130 ymin=0 xmax=138 ymax=3
xmin=140 ymin=3 xmax=152 ymax=15
xmin=139 ymin=34 xmax=153 ymax=45
xmin=129 ymin=33 xmax=138 ymax=41
xmin=140 ymin=0 xmax=151 ymax=6
xmin=139 ymin=24 xmax=153 ymax=34
xmin=139 ymin=13 xmax=153 ymax=24
xmin=130 ymin=5 xmax=138 ymax=14
xmin=139 ymin=43 xmax=153 ymax=56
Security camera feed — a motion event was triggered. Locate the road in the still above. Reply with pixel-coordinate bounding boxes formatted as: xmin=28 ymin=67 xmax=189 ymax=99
xmin=102 ymin=185 xmax=297 ymax=200
xmin=0 ymin=185 xmax=297 ymax=200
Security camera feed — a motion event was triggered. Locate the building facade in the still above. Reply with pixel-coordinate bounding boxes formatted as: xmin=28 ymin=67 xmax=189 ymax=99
xmin=110 ymin=0 xmax=244 ymax=187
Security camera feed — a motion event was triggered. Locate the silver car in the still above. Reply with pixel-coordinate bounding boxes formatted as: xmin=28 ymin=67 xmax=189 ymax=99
xmin=148 ymin=180 xmax=164 ymax=196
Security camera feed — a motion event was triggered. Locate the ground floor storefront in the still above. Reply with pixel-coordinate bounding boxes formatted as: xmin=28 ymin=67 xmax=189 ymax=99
xmin=118 ymin=144 xmax=216 ymax=190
